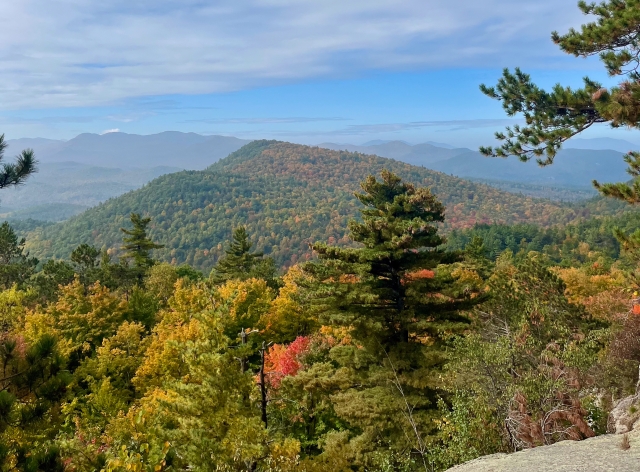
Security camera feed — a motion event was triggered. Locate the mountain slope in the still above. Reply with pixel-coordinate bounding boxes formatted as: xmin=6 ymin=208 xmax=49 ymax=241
xmin=22 ymin=141 xmax=601 ymax=271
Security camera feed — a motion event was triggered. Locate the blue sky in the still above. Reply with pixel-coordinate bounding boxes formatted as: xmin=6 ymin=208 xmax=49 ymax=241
xmin=0 ymin=0 xmax=636 ymax=148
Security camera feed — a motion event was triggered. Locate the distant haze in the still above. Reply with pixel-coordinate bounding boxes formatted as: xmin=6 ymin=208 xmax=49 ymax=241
xmin=564 ymin=137 xmax=640 ymax=153
xmin=319 ymin=138 xmax=628 ymax=189
xmin=6 ymin=132 xmax=249 ymax=170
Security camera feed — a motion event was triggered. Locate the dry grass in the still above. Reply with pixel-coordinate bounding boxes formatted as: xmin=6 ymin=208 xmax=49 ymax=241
xmin=620 ymin=433 xmax=631 ymax=450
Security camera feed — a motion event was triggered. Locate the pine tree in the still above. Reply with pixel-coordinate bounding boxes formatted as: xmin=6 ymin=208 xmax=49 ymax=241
xmin=480 ymin=0 xmax=640 ymax=250
xmin=120 ymin=213 xmax=163 ymax=281
xmin=0 ymin=134 xmax=37 ymax=189
xmin=307 ymin=170 xmax=477 ymax=352
xmin=0 ymin=222 xmax=38 ymax=289
xmin=211 ymin=226 xmax=278 ymax=287
xmin=301 ymin=171 xmax=483 ymax=461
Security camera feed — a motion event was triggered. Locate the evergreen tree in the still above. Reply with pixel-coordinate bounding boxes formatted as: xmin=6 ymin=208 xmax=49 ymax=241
xmin=480 ymin=0 xmax=640 ymax=251
xmin=0 ymin=333 xmax=70 ymax=472
xmin=210 ymin=226 xmax=278 ymax=287
xmin=71 ymin=243 xmax=100 ymax=271
xmin=29 ymin=259 xmax=75 ymax=302
xmin=69 ymin=243 xmax=103 ymax=287
xmin=0 ymin=222 xmax=38 ymax=289
xmin=301 ymin=170 xmax=483 ymax=463
xmin=0 ymin=134 xmax=37 ymax=189
xmin=307 ymin=170 xmax=478 ymax=351
xmin=120 ymin=213 xmax=163 ymax=281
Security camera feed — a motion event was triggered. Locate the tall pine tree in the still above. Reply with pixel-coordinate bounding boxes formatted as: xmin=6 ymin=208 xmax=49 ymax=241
xmin=120 ymin=213 xmax=163 ymax=281
xmin=210 ymin=226 xmax=278 ymax=287
xmin=0 ymin=222 xmax=38 ymax=289
xmin=307 ymin=170 xmax=477 ymax=353
xmin=301 ymin=171 xmax=483 ymax=463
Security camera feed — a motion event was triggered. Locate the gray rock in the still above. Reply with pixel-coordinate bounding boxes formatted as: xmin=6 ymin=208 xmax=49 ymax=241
xmin=445 ymin=430 xmax=640 ymax=471
xmin=608 ymin=394 xmax=640 ymax=434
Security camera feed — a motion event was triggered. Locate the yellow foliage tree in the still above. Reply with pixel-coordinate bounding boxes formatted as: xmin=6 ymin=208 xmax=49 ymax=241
xmin=215 ymin=277 xmax=274 ymax=338
xmin=261 ymin=265 xmax=317 ymax=343
xmin=133 ymin=280 xmax=214 ymax=393
xmin=23 ymin=279 xmax=127 ymax=356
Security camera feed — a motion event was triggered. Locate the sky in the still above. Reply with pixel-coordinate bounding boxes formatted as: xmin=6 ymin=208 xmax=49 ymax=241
xmin=0 ymin=0 xmax=637 ymax=148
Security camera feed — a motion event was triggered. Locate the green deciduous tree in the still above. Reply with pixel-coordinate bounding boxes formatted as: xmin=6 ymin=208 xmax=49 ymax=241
xmin=433 ymin=252 xmax=608 ymax=469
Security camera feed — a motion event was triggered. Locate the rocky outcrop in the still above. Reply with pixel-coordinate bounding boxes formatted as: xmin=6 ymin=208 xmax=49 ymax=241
xmin=445 ymin=430 xmax=640 ymax=471
xmin=608 ymin=393 xmax=640 ymax=434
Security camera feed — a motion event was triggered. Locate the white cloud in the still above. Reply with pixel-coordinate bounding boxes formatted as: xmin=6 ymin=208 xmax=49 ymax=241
xmin=0 ymin=0 xmax=587 ymax=109
xmin=271 ymin=119 xmax=524 ymax=137
xmin=185 ymin=117 xmax=348 ymax=124
xmin=100 ymin=128 xmax=120 ymax=134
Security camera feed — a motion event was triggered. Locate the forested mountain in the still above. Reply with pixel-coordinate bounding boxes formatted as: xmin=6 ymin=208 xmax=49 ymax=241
xmin=0 ymin=133 xmax=250 ymax=222
xmin=3 ymin=134 xmax=630 ymax=225
xmin=20 ymin=140 xmax=628 ymax=271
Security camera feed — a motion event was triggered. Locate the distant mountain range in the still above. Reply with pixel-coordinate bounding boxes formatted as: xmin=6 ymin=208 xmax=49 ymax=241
xmin=563 ymin=137 xmax=640 ymax=153
xmin=2 ymin=132 xmax=638 ymax=222
xmin=319 ymin=139 xmax=630 ymax=189
xmin=6 ymin=132 xmax=249 ymax=169
xmin=319 ymin=141 xmax=470 ymax=166
xmin=429 ymin=149 xmax=628 ymax=188
xmin=0 ymin=162 xmax=181 ymax=221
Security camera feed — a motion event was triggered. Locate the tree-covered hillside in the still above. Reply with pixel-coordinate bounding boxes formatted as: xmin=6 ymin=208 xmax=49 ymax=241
xmin=21 ymin=141 xmax=626 ymax=271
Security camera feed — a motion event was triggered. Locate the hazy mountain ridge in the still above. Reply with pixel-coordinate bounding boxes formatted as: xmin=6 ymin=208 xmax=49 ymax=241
xmin=319 ymin=140 xmax=471 ymax=165
xmin=317 ymin=139 xmax=630 ymax=190
xmin=7 ymin=131 xmax=249 ymax=169
xmin=2 ymin=133 xmax=635 ymax=224
xmin=429 ymin=148 xmax=628 ymax=188
xmin=564 ymin=137 xmax=640 ymax=153
xmin=0 ymin=162 xmax=181 ymax=220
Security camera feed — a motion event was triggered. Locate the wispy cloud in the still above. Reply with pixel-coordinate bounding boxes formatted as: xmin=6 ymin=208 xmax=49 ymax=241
xmin=0 ymin=0 xmax=585 ymax=109
xmin=100 ymin=128 xmax=120 ymax=134
xmin=278 ymin=119 xmax=523 ymax=136
xmin=0 ymin=115 xmax=97 ymax=124
xmin=185 ymin=117 xmax=349 ymax=124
